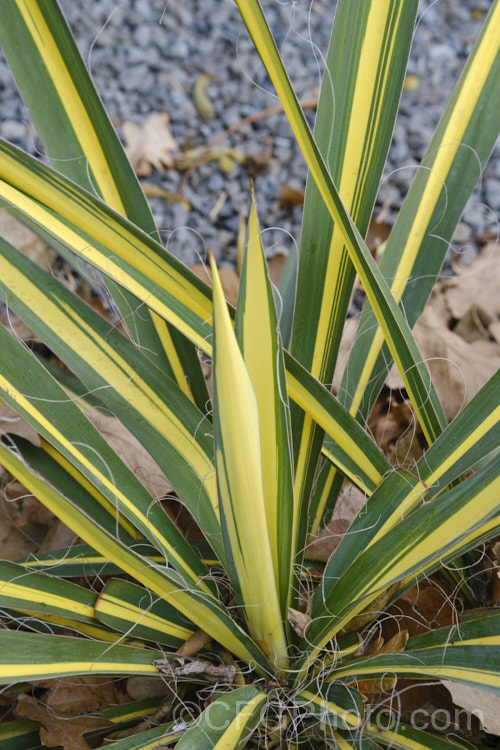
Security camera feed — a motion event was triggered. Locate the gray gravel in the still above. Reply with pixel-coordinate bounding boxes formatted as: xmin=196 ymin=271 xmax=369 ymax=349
xmin=0 ymin=0 xmax=498 ymax=269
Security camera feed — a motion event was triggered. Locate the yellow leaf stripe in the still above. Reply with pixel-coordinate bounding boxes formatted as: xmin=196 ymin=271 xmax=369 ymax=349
xmin=0 ymin=661 xmax=158 ymax=681
xmin=0 ymin=165 xmax=212 ymax=344
xmin=0 ymin=582 xmax=92 ymax=620
xmin=299 ymin=469 xmax=500 ymax=676
xmin=236 ymin=0 xmax=446 ymax=445
xmin=309 ymin=0 xmax=404 ymax=379
xmin=237 ymin=190 xmax=294 ymax=613
xmin=95 ymin=592 xmax=193 ymax=642
xmin=287 ymin=369 xmax=383 ymax=490
xmin=40 ymin=439 xmax=141 ymax=540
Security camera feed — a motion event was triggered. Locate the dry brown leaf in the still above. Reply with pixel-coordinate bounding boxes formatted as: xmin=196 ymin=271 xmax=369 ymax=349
xmin=332 ymin=318 xmax=358 ymax=394
xmin=355 ymin=630 xmax=408 ymax=695
xmin=267 ymin=252 xmax=288 ymax=286
xmin=123 ymin=113 xmax=178 ymax=176
xmin=382 ymin=579 xmax=456 ymax=641
xmin=0 ymin=489 xmax=43 ymax=561
xmin=331 ymin=482 xmax=367 ymax=525
xmin=190 ymin=262 xmax=240 ymax=307
xmin=279 ymin=184 xmax=304 ymax=209
xmin=0 ymin=212 xmax=57 ymax=270
xmin=386 ymin=243 xmax=500 ymax=419
xmin=16 ymin=693 xmax=112 ymax=750
xmin=176 ymin=628 xmax=212 ymax=657
xmin=305 ymin=518 xmax=350 ymax=562
xmin=443 ymin=683 xmax=500 ymax=736
xmin=366 ymin=216 xmax=391 ymax=254
xmin=175 ymin=145 xmax=245 ymax=173
xmin=36 ymin=675 xmax=129 ymax=716
xmin=126 ymin=676 xmax=171 ymax=701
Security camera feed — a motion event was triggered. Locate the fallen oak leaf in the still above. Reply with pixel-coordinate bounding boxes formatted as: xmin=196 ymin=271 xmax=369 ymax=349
xmin=123 ymin=113 xmax=178 ymax=176
xmin=442 ymin=683 xmax=500 ymax=737
xmin=16 ymin=693 xmax=112 ymax=750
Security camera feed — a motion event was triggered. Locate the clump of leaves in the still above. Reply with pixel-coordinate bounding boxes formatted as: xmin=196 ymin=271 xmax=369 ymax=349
xmin=0 ymin=1 xmax=499 ymax=749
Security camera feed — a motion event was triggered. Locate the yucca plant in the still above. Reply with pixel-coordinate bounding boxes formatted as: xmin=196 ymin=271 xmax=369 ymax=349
xmin=0 ymin=0 xmax=499 ymax=748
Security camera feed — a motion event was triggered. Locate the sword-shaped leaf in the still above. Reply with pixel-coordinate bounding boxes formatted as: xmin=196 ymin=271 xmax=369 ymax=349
xmin=295 ymin=681 xmax=363 ymax=730
xmin=235 ymin=187 xmax=294 ymax=615
xmin=0 ymin=139 xmax=388 ymax=496
xmin=175 ymin=685 xmax=267 ymax=750
xmin=0 ymin=631 xmax=163 ymax=684
xmin=0 ymin=560 xmax=97 ymax=624
xmin=333 ymin=642 xmax=500 ymax=695
xmin=95 ymin=724 xmax=184 ymax=750
xmin=319 ymin=0 xmax=500 ymax=528
xmin=290 ymin=0 xmax=417 ymax=537
xmin=312 ymin=372 xmax=500 ymax=617
xmin=0 ymin=322 xmax=210 ymax=589
xmin=211 ymin=254 xmax=288 ymax=674
xmin=341 ymin=0 xmax=500 ymax=425
xmin=95 ymin=578 xmax=195 ymax=648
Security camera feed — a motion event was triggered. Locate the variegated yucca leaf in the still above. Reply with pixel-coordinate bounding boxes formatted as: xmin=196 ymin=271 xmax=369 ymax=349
xmin=289 ymin=0 xmax=418 ymax=540
xmin=0 ymin=320 xmax=210 ymax=589
xmin=0 ymin=631 xmax=163 ymax=683
xmin=0 ymin=0 xmax=210 ymax=410
xmin=174 ymin=685 xmax=267 ymax=750
xmin=211 ymin=253 xmax=288 ymax=673
xmin=95 ymin=724 xmax=184 ymax=750
xmin=94 ymin=578 xmax=195 ymax=648
xmin=333 ymin=612 xmax=500 ymax=694
xmin=342 ymin=0 xmax=500 ymax=423
xmin=0 ymin=560 xmax=97 ymax=626
xmin=235 ymin=186 xmax=294 ymax=615
xmin=332 ymin=715 xmax=477 ymax=750
xmin=312 ymin=371 xmax=500 ymax=612
xmin=295 ymin=681 xmax=363 ymax=730
xmin=0 ymin=0 xmax=499 ymax=747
